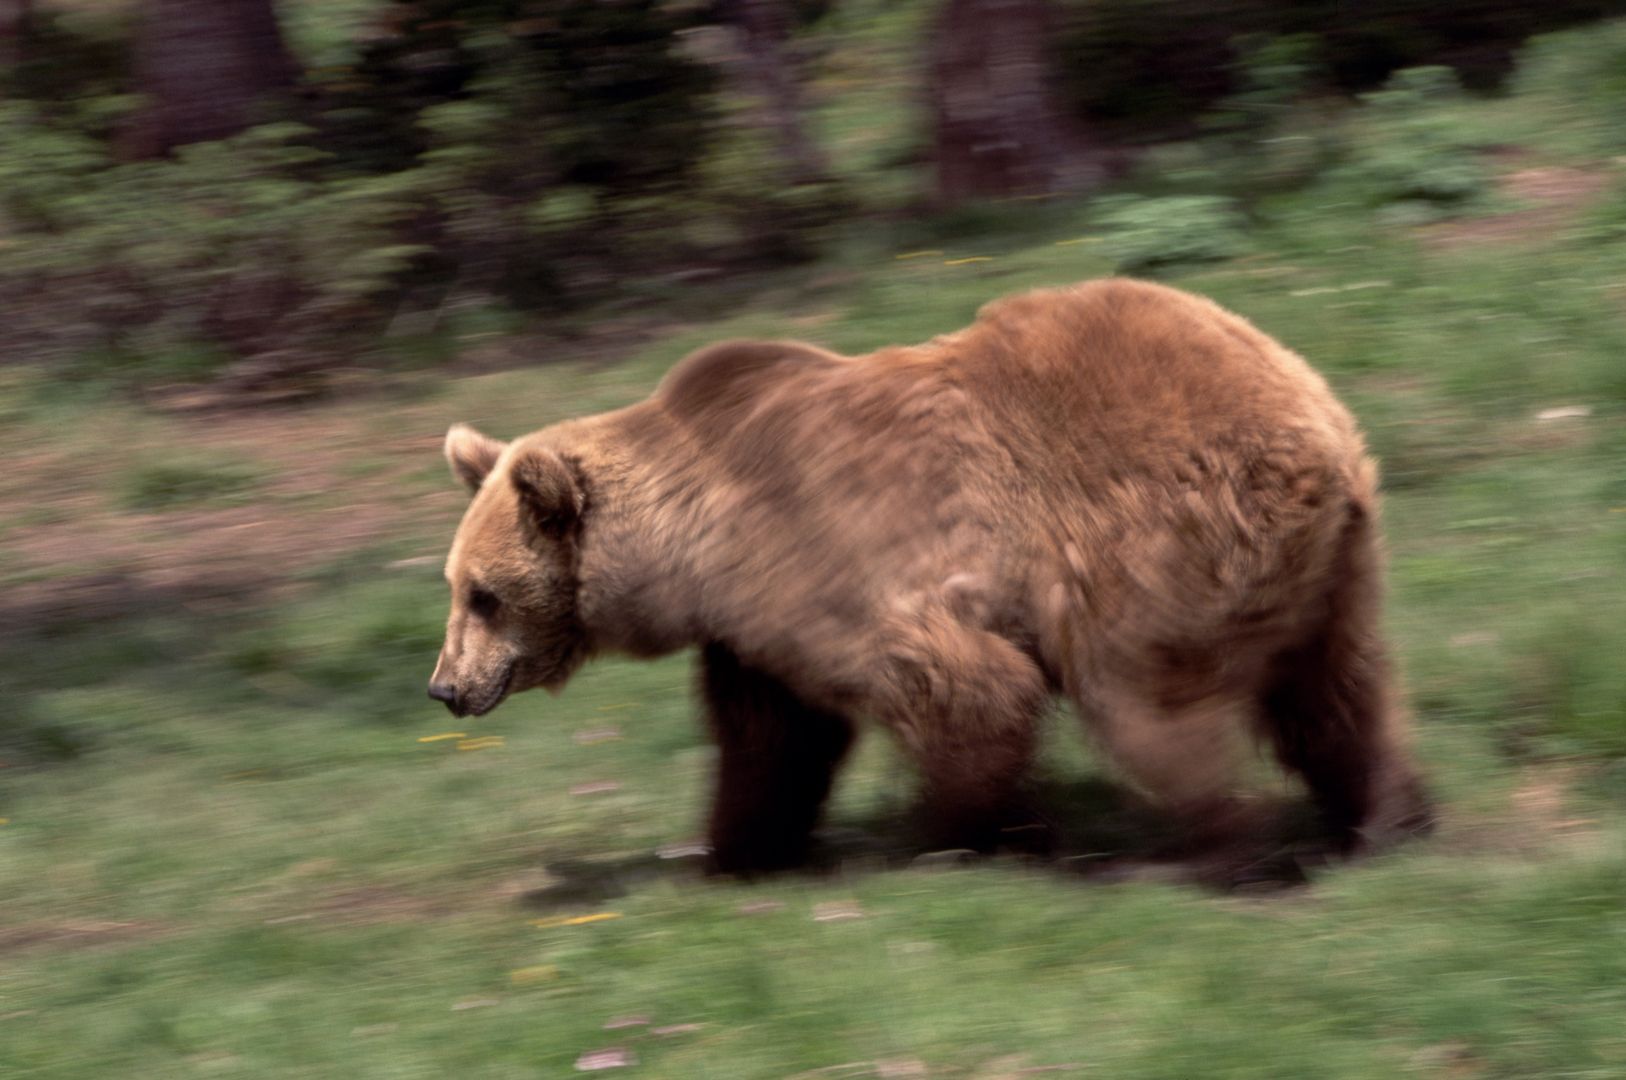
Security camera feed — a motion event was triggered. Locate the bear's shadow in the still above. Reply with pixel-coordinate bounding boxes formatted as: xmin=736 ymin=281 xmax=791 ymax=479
xmin=521 ymin=776 xmax=1335 ymax=911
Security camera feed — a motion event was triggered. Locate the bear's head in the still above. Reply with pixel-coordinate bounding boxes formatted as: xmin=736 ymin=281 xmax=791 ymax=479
xmin=428 ymin=423 xmax=587 ymax=717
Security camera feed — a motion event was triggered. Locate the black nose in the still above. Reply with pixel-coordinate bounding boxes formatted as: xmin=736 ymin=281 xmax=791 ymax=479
xmin=428 ymin=681 xmax=459 ymax=707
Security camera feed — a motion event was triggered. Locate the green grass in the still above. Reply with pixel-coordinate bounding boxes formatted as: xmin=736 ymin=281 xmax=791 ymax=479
xmin=118 ymin=459 xmax=263 ymax=512
xmin=6 ymin=22 xmax=1626 ymax=1080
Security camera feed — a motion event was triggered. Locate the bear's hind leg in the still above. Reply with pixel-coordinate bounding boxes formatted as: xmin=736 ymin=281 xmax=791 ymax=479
xmin=1259 ymin=616 xmax=1432 ymax=853
xmin=1259 ymin=509 xmax=1432 ymax=852
xmin=700 ymin=643 xmax=855 ymax=875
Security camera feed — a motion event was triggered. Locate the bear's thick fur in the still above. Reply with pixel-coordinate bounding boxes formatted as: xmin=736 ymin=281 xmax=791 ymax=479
xmin=430 ymin=278 xmax=1430 ymax=873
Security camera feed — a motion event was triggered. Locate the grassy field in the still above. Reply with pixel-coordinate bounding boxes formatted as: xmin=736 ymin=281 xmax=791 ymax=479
xmin=5 ymin=21 xmax=1626 ymax=1080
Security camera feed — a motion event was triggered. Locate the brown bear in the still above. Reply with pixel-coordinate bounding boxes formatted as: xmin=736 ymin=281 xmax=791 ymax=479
xmin=429 ymin=278 xmax=1430 ymax=874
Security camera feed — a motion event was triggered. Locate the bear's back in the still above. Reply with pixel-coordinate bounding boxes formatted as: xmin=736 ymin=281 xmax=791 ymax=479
xmin=632 ymin=279 xmax=1366 ymax=561
xmin=935 ymin=279 xmax=1364 ymax=491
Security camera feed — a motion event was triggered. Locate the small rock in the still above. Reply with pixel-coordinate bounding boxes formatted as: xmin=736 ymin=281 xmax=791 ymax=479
xmin=1535 ymin=405 xmax=1591 ymax=421
xmin=576 ymin=1047 xmax=636 ymax=1071
xmin=737 ymin=899 xmax=785 ymax=916
xmin=813 ymin=900 xmax=865 ymax=922
xmin=651 ymin=1023 xmax=705 ymax=1036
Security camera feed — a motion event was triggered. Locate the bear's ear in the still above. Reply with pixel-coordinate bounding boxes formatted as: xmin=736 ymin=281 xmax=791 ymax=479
xmin=445 ymin=423 xmax=507 ymax=494
xmin=509 ymin=445 xmax=582 ymax=538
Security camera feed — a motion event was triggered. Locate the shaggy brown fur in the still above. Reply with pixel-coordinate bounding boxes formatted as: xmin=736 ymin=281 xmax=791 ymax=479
xmin=429 ymin=278 xmax=1431 ymax=873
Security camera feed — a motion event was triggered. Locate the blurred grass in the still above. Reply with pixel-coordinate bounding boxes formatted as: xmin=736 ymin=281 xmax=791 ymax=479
xmin=119 ymin=459 xmax=262 ymax=511
xmin=4 ymin=14 xmax=1626 ymax=1080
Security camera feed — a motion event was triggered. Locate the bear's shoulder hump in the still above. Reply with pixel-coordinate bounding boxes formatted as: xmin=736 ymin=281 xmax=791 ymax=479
xmin=656 ymin=339 xmax=838 ymax=420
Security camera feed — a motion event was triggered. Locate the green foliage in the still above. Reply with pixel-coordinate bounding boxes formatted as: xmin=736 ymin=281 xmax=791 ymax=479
xmin=1510 ymin=18 xmax=1626 ymax=157
xmin=305 ymin=0 xmax=726 ymax=306
xmin=0 ymin=109 xmax=428 ymax=379
xmin=0 ymin=3 xmax=131 ymax=110
xmin=1358 ymin=63 xmax=1466 ymax=111
xmin=0 ymin=1 xmax=838 ymax=384
xmin=1328 ymin=67 xmax=1491 ymax=216
xmin=3 ymin=0 xmax=1626 ymax=396
xmin=1093 ymin=194 xmax=1251 ymax=272
xmin=1188 ymin=34 xmax=1345 ymax=197
xmin=1204 ymin=33 xmax=1319 ymax=137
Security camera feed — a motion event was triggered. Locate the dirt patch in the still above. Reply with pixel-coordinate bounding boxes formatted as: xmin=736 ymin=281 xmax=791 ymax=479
xmin=1422 ymin=164 xmax=1612 ymax=250
xmin=0 ymin=919 xmax=169 ymax=956
xmin=1437 ymin=764 xmax=1602 ymax=857
xmin=315 ymin=885 xmax=462 ymax=925
xmin=0 ymin=401 xmax=467 ymax=635
xmin=252 ymin=885 xmax=469 ymax=929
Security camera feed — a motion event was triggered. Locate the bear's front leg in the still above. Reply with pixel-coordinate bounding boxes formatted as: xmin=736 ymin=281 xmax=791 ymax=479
xmin=879 ymin=619 xmax=1051 ymax=855
xmin=699 ymin=643 xmax=855 ymax=875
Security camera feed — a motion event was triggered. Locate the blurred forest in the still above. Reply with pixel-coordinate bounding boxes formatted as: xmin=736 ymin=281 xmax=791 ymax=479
xmin=4 ymin=0 xmax=1626 ymax=397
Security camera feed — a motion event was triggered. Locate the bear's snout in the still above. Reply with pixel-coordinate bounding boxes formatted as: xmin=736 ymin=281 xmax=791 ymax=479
xmin=427 ymin=680 xmax=466 ymax=716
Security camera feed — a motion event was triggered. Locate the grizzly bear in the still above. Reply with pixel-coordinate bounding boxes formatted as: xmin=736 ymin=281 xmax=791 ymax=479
xmin=429 ymin=278 xmax=1430 ymax=874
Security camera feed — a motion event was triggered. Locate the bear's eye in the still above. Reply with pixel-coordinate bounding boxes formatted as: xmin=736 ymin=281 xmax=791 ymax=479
xmin=467 ymin=586 xmax=501 ymax=619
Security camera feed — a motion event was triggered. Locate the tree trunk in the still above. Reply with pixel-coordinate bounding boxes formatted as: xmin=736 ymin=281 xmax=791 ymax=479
xmin=0 ymin=0 xmax=33 ymax=72
xmin=927 ymin=0 xmax=1097 ymax=204
xmin=717 ymin=0 xmax=829 ymax=184
xmin=125 ymin=0 xmax=297 ymax=157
